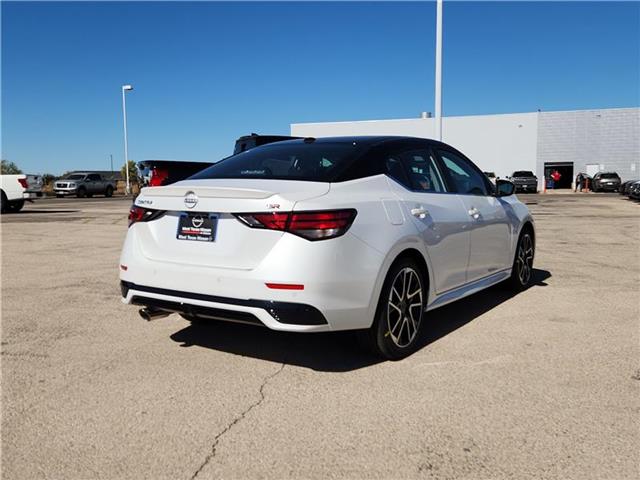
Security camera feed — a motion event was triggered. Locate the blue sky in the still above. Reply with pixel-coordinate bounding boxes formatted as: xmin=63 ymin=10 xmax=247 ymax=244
xmin=2 ymin=1 xmax=639 ymax=175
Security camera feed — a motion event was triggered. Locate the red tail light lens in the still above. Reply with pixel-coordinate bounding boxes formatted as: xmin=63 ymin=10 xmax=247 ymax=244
xmin=128 ymin=205 xmax=165 ymax=227
xmin=18 ymin=178 xmax=29 ymax=189
xmin=149 ymin=167 xmax=169 ymax=187
xmin=234 ymin=209 xmax=356 ymax=241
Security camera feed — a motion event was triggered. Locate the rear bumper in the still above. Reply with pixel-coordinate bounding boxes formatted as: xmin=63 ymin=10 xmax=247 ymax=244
xmin=119 ymin=227 xmax=385 ymax=332
xmin=53 ymin=188 xmax=78 ymax=195
xmin=121 ymin=280 xmax=328 ymax=328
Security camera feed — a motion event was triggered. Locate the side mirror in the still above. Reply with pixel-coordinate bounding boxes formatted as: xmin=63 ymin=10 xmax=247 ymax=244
xmin=496 ymin=179 xmax=515 ymax=197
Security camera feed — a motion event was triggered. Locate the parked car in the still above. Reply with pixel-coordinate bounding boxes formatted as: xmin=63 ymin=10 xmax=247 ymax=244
xmin=628 ymin=180 xmax=640 ymax=200
xmin=120 ymin=136 xmax=535 ymax=360
xmin=508 ymin=170 xmax=538 ymax=193
xmin=139 ymin=134 xmax=301 ymax=188
xmin=591 ymin=172 xmax=621 ymax=192
xmin=53 ymin=172 xmax=116 ymax=198
xmin=619 ymin=179 xmax=638 ymax=195
xmin=26 ymin=174 xmax=44 ymax=197
xmin=0 ymin=174 xmax=39 ymax=213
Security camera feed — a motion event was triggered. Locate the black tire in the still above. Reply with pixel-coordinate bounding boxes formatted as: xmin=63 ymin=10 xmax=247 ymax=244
xmin=105 ymin=186 xmax=113 ymax=198
xmin=8 ymin=200 xmax=24 ymax=213
xmin=0 ymin=190 xmax=7 ymax=214
xmin=506 ymin=228 xmax=535 ymax=291
xmin=358 ymin=257 xmax=427 ymax=360
xmin=76 ymin=187 xmax=86 ymax=198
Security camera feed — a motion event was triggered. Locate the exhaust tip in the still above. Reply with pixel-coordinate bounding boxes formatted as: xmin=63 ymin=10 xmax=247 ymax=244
xmin=139 ymin=307 xmax=170 ymax=321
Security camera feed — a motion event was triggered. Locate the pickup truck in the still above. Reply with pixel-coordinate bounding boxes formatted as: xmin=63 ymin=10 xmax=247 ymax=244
xmin=508 ymin=170 xmax=538 ymax=193
xmin=53 ymin=172 xmax=116 ymax=198
xmin=1 ymin=174 xmax=39 ymax=213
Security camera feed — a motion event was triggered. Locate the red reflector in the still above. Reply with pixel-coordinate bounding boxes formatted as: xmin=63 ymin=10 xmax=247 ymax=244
xmin=265 ymin=283 xmax=304 ymax=290
xmin=18 ymin=178 xmax=29 ymax=189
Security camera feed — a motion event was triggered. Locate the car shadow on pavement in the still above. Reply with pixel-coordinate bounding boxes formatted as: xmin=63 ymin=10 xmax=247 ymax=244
xmin=169 ymin=268 xmax=551 ymax=372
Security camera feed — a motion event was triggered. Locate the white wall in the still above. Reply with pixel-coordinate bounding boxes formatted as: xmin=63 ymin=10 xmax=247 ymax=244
xmin=291 ymin=112 xmax=538 ymax=180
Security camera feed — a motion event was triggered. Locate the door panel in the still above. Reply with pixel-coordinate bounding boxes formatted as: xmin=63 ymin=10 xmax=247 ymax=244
xmin=435 ymin=148 xmax=511 ymax=282
xmin=387 ymin=179 xmax=470 ymax=293
xmin=459 ymin=195 xmax=511 ymax=281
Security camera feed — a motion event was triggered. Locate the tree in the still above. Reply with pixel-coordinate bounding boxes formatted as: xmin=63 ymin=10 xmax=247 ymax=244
xmin=1 ymin=160 xmax=23 ymax=174
xmin=121 ymin=160 xmax=140 ymax=183
xmin=42 ymin=173 xmax=56 ymax=185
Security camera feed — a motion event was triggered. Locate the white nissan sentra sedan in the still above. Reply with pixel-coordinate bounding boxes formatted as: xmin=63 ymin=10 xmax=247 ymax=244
xmin=120 ymin=136 xmax=535 ymax=359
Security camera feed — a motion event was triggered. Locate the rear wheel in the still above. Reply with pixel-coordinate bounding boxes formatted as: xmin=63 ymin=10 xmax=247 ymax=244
xmin=359 ymin=258 xmax=426 ymax=360
xmin=0 ymin=191 xmax=7 ymax=213
xmin=105 ymin=186 xmax=113 ymax=197
xmin=506 ymin=229 xmax=535 ymax=290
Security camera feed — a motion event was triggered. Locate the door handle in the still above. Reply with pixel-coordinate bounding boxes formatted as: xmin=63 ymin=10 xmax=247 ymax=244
xmin=468 ymin=207 xmax=480 ymax=220
xmin=411 ymin=207 xmax=428 ymax=219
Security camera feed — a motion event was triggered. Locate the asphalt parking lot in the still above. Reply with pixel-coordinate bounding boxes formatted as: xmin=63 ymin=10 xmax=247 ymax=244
xmin=2 ymin=193 xmax=638 ymax=480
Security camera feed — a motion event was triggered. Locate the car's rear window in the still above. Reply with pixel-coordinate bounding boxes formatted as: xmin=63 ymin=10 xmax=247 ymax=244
xmin=513 ymin=171 xmax=535 ymax=177
xmin=600 ymin=173 xmax=619 ymax=179
xmin=190 ymin=142 xmax=368 ymax=182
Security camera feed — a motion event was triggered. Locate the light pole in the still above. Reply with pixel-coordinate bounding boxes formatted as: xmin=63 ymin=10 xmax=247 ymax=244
xmin=121 ymin=84 xmax=133 ymax=195
xmin=434 ymin=0 xmax=443 ymax=141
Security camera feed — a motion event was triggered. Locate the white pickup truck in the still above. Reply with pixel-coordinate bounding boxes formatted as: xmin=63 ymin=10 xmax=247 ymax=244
xmin=1 ymin=174 xmax=41 ymax=213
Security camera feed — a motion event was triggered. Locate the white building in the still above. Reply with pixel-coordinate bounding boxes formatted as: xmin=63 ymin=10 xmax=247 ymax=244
xmin=291 ymin=107 xmax=639 ymax=189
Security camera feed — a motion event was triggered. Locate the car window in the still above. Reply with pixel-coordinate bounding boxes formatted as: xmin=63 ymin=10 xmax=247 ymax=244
xmin=437 ymin=150 xmax=488 ymax=196
xmin=87 ymin=174 xmax=100 ymax=181
xmin=401 ymin=150 xmax=446 ymax=193
xmin=384 ymin=156 xmax=411 ymax=188
xmin=191 ymin=142 xmax=368 ymax=182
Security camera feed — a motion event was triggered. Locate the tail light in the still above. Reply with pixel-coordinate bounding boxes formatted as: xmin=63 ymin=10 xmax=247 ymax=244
xmin=234 ymin=209 xmax=357 ymax=241
xmin=149 ymin=167 xmax=169 ymax=187
xmin=17 ymin=178 xmax=29 ymax=189
xmin=128 ymin=205 xmax=165 ymax=227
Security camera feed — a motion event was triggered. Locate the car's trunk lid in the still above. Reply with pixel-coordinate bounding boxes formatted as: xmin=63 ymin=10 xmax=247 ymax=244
xmin=133 ymin=179 xmax=330 ymax=270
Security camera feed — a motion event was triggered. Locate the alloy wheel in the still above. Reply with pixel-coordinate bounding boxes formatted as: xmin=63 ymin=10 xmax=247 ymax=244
xmin=516 ymin=234 xmax=534 ymax=285
xmin=387 ymin=267 xmax=423 ymax=348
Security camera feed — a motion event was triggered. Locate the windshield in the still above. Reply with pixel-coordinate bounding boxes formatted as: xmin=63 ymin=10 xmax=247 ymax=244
xmin=600 ymin=173 xmax=619 ymax=179
xmin=190 ymin=142 xmax=368 ymax=182
xmin=65 ymin=174 xmax=85 ymax=180
xmin=512 ymin=171 xmax=535 ymax=177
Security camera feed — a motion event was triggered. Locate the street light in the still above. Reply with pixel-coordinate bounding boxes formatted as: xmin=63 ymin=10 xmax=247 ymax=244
xmin=434 ymin=0 xmax=443 ymax=141
xmin=121 ymin=84 xmax=133 ymax=195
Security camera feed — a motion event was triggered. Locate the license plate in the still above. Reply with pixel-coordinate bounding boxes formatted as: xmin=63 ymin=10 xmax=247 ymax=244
xmin=177 ymin=213 xmax=218 ymax=242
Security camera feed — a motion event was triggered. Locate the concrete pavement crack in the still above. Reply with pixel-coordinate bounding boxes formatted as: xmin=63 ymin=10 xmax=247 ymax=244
xmin=189 ymin=363 xmax=286 ymax=480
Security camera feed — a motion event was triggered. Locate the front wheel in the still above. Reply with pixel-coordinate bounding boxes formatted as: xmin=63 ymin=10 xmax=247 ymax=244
xmin=359 ymin=258 xmax=426 ymax=360
xmin=506 ymin=230 xmax=535 ymax=290
xmin=76 ymin=188 xmax=86 ymax=198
